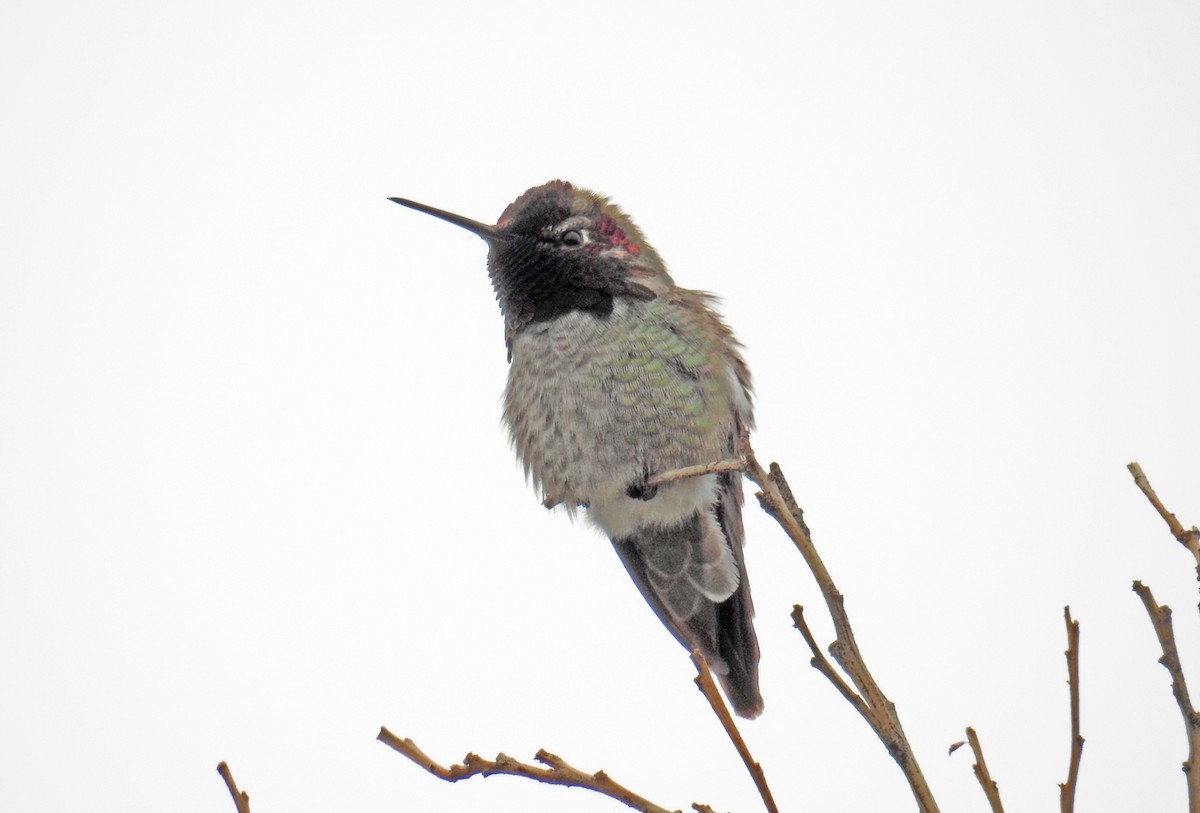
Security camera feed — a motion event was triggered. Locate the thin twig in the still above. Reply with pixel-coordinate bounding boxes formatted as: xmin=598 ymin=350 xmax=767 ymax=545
xmin=1059 ymin=607 xmax=1083 ymax=813
xmin=964 ymin=727 xmax=1005 ymax=812
xmin=790 ymin=605 xmax=868 ymax=718
xmin=690 ymin=650 xmax=779 ymax=813
xmin=548 ymin=456 xmax=746 ymax=508
xmin=740 ymin=435 xmax=939 ymax=813
xmin=216 ymin=761 xmax=251 ymax=813
xmin=1128 ymin=462 xmax=1198 ymax=547
xmin=1128 ymin=463 xmax=1200 ymax=810
xmin=1128 ymin=462 xmax=1200 ymax=593
xmin=1132 ymin=582 xmax=1200 ymax=813
xmin=377 ymin=728 xmax=685 ymax=813
xmin=646 ymin=456 xmax=747 ymax=487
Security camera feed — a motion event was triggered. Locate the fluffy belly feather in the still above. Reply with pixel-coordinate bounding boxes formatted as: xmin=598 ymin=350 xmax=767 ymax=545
xmin=502 ymin=300 xmax=736 ymax=535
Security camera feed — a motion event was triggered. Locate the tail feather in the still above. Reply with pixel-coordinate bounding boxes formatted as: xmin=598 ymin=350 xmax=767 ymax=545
xmin=611 ymin=471 xmax=762 ymax=718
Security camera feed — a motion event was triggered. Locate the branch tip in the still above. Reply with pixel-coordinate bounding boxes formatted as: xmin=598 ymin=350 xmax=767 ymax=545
xmin=690 ymin=650 xmax=779 ymax=813
xmin=217 ymin=761 xmax=252 ymax=813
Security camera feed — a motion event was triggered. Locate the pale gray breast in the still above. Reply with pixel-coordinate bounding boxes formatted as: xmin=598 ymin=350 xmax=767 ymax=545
xmin=502 ymin=299 xmax=740 ymax=508
xmin=503 ymin=307 xmax=641 ymax=505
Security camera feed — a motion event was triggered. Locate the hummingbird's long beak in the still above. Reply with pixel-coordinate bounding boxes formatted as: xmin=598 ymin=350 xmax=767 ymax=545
xmin=388 ymin=197 xmax=509 ymax=242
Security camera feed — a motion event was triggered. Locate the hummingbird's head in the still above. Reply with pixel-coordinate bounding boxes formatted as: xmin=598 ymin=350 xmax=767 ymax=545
xmin=390 ymin=181 xmax=673 ymax=343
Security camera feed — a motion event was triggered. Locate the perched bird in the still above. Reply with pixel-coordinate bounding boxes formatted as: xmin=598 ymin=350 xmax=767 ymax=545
xmin=390 ymin=181 xmax=762 ymax=717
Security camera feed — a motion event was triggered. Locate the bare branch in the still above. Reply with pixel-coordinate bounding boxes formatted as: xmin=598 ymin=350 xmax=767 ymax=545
xmin=216 ymin=761 xmax=251 ymax=813
xmin=964 ymin=727 xmax=1005 ymax=812
xmin=548 ymin=456 xmax=746 ymax=509
xmin=690 ymin=650 xmax=779 ymax=813
xmin=1059 ymin=607 xmax=1084 ymax=813
xmin=646 ymin=456 xmax=747 ymax=487
xmin=377 ymin=727 xmax=686 ymax=813
xmin=1127 ymin=462 xmax=1200 ymax=593
xmin=790 ymin=605 xmax=869 ymax=719
xmin=1132 ymin=582 xmax=1200 ymax=812
xmin=1127 ymin=463 xmax=1200 ymax=809
xmin=1128 ymin=462 xmax=1198 ymax=547
xmin=740 ymin=436 xmax=939 ymax=813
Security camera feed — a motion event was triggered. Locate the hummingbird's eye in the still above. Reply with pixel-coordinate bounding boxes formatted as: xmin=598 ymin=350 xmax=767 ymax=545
xmin=561 ymin=229 xmax=584 ymax=246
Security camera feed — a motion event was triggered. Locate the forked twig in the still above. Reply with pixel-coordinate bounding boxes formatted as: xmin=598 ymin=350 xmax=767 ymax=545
xmin=690 ymin=650 xmax=779 ymax=813
xmin=791 ymin=606 xmax=868 ymax=718
xmin=740 ymin=435 xmax=939 ymax=812
xmin=964 ymin=727 xmax=1005 ymax=812
xmin=217 ymin=761 xmax=252 ymax=813
xmin=1060 ymin=607 xmax=1084 ymax=813
xmin=377 ymin=728 xmax=685 ymax=813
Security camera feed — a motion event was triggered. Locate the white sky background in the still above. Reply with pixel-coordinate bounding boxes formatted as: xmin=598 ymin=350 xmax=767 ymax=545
xmin=2 ymin=2 xmax=1198 ymax=811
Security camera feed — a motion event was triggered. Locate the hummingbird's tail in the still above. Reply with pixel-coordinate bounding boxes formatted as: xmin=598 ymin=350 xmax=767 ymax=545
xmin=611 ymin=471 xmax=763 ymax=718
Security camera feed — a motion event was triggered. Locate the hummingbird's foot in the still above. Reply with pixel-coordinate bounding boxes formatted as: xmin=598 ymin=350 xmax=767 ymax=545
xmin=626 ymin=479 xmax=659 ymax=501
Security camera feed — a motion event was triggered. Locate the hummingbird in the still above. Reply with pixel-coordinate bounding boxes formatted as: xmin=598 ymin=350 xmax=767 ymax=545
xmin=389 ymin=181 xmax=762 ymax=717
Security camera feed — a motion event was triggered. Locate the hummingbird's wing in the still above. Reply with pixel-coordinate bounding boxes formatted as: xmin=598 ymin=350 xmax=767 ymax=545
xmin=610 ymin=469 xmax=763 ymax=718
xmin=710 ymin=468 xmax=762 ymax=716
